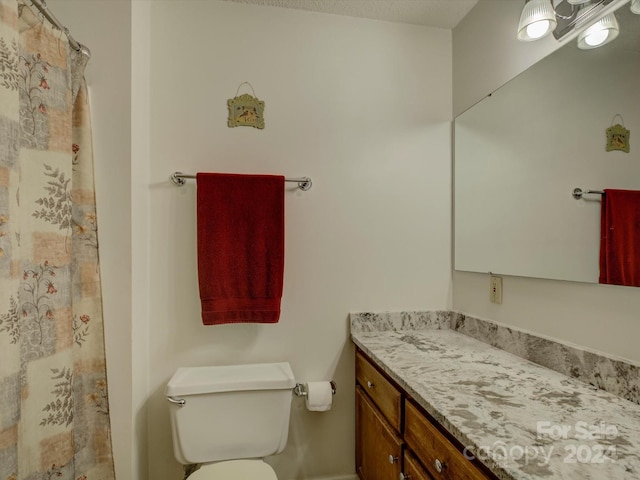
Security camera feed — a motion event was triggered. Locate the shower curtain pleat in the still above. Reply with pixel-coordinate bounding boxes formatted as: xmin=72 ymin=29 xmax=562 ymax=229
xmin=0 ymin=2 xmax=115 ymax=479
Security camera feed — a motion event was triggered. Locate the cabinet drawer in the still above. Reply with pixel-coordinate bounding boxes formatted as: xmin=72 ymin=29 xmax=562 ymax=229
xmin=356 ymin=351 xmax=402 ymax=431
xmin=405 ymin=400 xmax=490 ymax=480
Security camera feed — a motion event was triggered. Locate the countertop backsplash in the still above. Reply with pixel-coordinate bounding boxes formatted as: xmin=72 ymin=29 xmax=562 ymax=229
xmin=350 ymin=311 xmax=640 ymax=405
xmin=350 ymin=310 xmax=452 ymax=333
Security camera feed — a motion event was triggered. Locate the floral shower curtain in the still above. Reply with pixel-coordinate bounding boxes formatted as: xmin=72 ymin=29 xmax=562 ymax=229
xmin=0 ymin=1 xmax=115 ymax=479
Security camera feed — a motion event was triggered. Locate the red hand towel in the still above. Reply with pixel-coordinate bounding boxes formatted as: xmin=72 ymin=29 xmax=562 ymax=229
xmin=196 ymin=173 xmax=285 ymax=324
xmin=599 ymin=189 xmax=640 ymax=287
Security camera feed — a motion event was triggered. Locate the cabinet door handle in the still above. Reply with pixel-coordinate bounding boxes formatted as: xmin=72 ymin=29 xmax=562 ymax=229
xmin=434 ymin=458 xmax=445 ymax=473
xmin=399 ymin=473 xmax=410 ymax=480
xmin=367 ymin=381 xmax=374 ymax=388
xmin=388 ymin=454 xmax=398 ymax=464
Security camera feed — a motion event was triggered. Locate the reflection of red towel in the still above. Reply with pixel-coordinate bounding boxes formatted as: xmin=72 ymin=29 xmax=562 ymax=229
xmin=599 ymin=189 xmax=640 ymax=287
xmin=196 ymin=173 xmax=285 ymax=325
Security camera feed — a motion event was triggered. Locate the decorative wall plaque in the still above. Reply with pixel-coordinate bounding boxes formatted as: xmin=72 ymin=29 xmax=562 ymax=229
xmin=227 ymin=82 xmax=265 ymax=129
xmin=606 ymin=114 xmax=630 ymax=153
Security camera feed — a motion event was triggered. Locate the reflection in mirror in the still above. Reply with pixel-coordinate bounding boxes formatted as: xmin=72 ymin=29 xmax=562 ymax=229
xmin=454 ymin=1 xmax=639 ymax=285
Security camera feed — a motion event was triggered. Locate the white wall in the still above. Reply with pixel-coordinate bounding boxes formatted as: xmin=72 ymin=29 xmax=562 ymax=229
xmin=46 ymin=1 xmax=133 ymax=479
xmin=452 ymin=0 xmax=640 ymax=363
xmin=131 ymin=2 xmax=152 ymax=479
xmin=46 ymin=1 xmax=452 ymax=478
xmin=146 ymin=1 xmax=452 ymax=479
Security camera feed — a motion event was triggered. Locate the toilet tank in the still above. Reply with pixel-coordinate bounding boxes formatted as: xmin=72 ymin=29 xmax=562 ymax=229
xmin=166 ymin=362 xmax=295 ymax=465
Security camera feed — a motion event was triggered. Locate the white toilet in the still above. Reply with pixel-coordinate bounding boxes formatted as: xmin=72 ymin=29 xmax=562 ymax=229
xmin=166 ymin=362 xmax=296 ymax=479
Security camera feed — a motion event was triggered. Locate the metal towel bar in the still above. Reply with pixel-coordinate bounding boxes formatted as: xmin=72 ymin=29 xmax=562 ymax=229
xmin=170 ymin=172 xmax=312 ymax=191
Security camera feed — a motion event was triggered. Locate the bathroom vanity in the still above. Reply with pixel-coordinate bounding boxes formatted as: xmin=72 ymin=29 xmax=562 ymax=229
xmin=351 ymin=312 xmax=640 ymax=480
xmin=356 ymin=350 xmax=496 ymax=479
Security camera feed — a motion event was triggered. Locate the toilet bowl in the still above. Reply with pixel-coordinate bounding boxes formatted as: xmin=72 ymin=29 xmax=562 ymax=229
xmin=166 ymin=362 xmax=295 ymax=479
xmin=187 ymin=460 xmax=277 ymax=480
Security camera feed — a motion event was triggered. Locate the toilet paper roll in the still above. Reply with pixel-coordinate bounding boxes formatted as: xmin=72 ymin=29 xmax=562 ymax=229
xmin=305 ymin=382 xmax=333 ymax=411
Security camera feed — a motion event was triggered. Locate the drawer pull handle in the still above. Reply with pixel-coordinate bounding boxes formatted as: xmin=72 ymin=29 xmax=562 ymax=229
xmin=388 ymin=454 xmax=398 ymax=464
xmin=367 ymin=381 xmax=374 ymax=389
xmin=434 ymin=458 xmax=445 ymax=473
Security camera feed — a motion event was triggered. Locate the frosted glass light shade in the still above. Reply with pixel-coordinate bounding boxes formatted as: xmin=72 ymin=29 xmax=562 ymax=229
xmin=517 ymin=0 xmax=558 ymax=41
xmin=631 ymin=0 xmax=640 ymax=15
xmin=577 ymin=13 xmax=619 ymax=49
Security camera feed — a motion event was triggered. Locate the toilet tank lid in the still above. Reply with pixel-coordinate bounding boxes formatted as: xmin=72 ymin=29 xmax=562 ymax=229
xmin=165 ymin=362 xmax=295 ymax=397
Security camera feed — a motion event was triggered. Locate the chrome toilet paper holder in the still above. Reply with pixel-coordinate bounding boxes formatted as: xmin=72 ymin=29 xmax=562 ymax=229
xmin=293 ymin=381 xmax=337 ymax=397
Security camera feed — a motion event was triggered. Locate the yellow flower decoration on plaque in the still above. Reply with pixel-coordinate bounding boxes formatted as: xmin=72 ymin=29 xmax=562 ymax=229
xmin=606 ymin=114 xmax=630 ymax=153
xmin=228 ymin=82 xmax=265 ymax=129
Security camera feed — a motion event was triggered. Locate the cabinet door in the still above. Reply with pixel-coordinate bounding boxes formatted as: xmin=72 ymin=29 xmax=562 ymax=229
xmin=404 ymin=400 xmax=491 ymax=480
xmin=356 ymin=386 xmax=403 ymax=480
xmin=403 ymin=450 xmax=433 ymax=480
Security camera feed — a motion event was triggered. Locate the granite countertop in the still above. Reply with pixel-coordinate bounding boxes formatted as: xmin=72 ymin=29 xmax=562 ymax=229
xmin=351 ymin=327 xmax=640 ymax=480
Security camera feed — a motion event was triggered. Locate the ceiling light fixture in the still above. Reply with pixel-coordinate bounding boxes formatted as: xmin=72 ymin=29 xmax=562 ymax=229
xmin=517 ymin=0 xmax=558 ymax=41
xmin=517 ymin=0 xmax=626 ymax=49
xmin=577 ymin=12 xmax=620 ymax=47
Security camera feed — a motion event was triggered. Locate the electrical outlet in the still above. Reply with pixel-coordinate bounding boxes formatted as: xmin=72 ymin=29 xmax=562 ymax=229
xmin=490 ymin=275 xmax=502 ymax=304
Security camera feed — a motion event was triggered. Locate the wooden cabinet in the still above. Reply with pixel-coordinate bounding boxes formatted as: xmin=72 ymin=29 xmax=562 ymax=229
xmin=356 ymin=350 xmax=496 ymax=480
xmin=355 ymin=386 xmax=403 ymax=480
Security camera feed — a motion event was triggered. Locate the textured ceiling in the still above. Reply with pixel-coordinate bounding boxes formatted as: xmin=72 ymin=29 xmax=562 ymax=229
xmin=223 ymin=0 xmax=479 ymax=29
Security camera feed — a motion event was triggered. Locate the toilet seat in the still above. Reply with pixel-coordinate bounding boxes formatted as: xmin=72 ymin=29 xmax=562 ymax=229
xmin=188 ymin=459 xmax=278 ymax=479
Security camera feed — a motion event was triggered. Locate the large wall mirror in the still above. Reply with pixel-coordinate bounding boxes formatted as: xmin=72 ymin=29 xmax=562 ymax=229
xmin=454 ymin=1 xmax=639 ymax=286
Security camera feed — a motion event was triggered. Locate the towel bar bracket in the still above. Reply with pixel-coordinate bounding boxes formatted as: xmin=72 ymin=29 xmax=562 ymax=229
xmin=573 ymin=187 xmax=605 ymax=199
xmin=297 ymin=178 xmax=312 ymax=191
xmin=171 ymin=172 xmax=188 ymax=186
